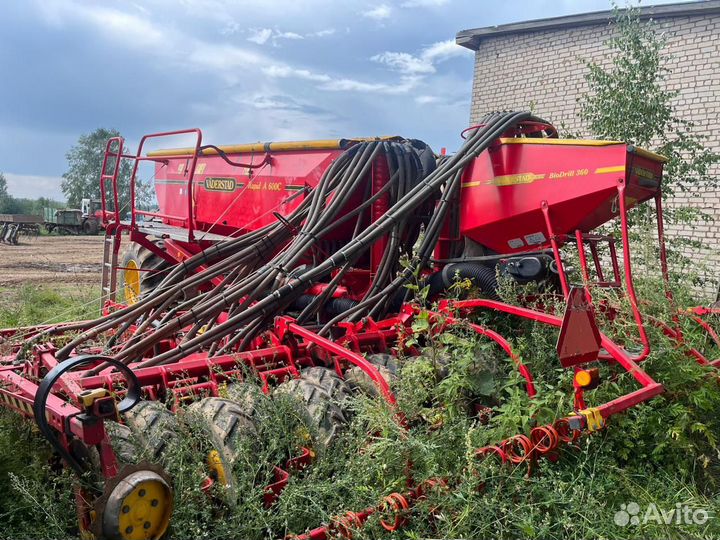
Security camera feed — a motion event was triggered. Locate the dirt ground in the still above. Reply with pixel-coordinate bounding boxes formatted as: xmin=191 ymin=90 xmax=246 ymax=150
xmin=0 ymin=236 xmax=105 ymax=287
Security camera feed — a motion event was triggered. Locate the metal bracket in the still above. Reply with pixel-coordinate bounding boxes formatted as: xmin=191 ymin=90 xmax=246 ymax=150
xmin=579 ymin=407 xmax=605 ymax=432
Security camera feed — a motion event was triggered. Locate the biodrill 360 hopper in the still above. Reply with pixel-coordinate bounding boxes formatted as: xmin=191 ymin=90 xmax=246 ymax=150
xmin=1 ymin=112 xmax=718 ymax=540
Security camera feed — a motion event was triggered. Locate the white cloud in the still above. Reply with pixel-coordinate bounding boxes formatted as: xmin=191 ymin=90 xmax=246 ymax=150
xmin=34 ymin=1 xmax=164 ymax=48
xmin=371 ymin=51 xmax=436 ymax=75
xmin=220 ymin=20 xmax=241 ymax=35
xmin=415 ymin=95 xmax=440 ymax=104
xmin=401 ymin=0 xmax=449 ymax=6
xmin=263 ymin=65 xmax=332 ymax=83
xmin=85 ymin=8 xmax=163 ymax=45
xmin=321 ymin=79 xmax=387 ymax=92
xmin=4 ymin=173 xmax=65 ymax=200
xmin=372 ymin=39 xmax=471 ymax=76
xmin=247 ymin=28 xmax=335 ymax=46
xmin=421 ymin=39 xmax=472 ymax=63
xmin=308 ymin=28 xmax=336 ymax=37
xmin=363 ymin=4 xmax=392 ymax=20
xmin=247 ymin=28 xmax=273 ymax=44
xmin=321 ymin=75 xmax=419 ymax=95
xmin=275 ymin=31 xmax=304 ymax=40
xmin=247 ymin=95 xmax=296 ymax=110
xmin=264 ymin=63 xmax=421 ymax=95
xmin=189 ymin=42 xmax=266 ymax=70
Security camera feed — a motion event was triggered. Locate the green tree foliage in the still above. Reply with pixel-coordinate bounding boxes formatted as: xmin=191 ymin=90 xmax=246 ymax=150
xmin=0 ymin=172 xmax=20 ymax=213
xmin=0 ymin=172 xmax=7 ymax=200
xmin=0 ymin=172 xmax=10 ymax=212
xmin=578 ymin=6 xmax=719 ymax=224
xmin=61 ymin=128 xmax=149 ymax=215
xmin=0 ymin=173 xmax=65 ymax=215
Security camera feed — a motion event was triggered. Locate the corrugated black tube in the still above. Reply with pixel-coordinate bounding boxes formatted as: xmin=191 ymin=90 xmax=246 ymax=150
xmin=427 ymin=262 xmax=499 ymax=301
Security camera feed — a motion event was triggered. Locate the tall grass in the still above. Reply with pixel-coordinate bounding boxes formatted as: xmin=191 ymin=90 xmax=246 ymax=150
xmin=1 ymin=263 xmax=719 ymax=539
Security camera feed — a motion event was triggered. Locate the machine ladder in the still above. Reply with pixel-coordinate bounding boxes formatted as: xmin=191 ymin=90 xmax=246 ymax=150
xmin=97 ymin=129 xmax=203 ymax=308
xmin=100 ymin=233 xmax=119 ymax=303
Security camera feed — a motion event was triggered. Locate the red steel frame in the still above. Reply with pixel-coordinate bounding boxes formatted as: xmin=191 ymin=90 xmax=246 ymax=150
xmin=3 ymin=127 xmax=720 ymax=538
xmin=99 ymin=129 xmax=400 ymax=305
xmin=100 ymin=129 xmax=203 ymax=239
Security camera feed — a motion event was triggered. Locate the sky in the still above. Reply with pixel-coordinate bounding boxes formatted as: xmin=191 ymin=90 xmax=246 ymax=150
xmin=0 ymin=0 xmax=694 ymax=200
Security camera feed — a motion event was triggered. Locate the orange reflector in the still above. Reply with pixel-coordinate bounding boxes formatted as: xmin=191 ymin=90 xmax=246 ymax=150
xmin=575 ymin=370 xmax=593 ymax=387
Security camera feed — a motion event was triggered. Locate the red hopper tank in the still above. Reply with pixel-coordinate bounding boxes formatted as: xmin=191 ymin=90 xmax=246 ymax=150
xmin=459 ymin=138 xmax=666 ymax=254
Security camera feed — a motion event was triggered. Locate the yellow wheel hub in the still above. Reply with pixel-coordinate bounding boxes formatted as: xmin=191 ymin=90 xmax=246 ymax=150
xmin=124 ymin=259 xmax=141 ymax=305
xmin=207 ymin=449 xmax=229 ymax=487
xmin=102 ymin=470 xmax=172 ymax=540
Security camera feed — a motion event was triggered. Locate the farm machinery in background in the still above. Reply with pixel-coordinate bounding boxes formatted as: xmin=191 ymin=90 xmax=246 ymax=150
xmin=0 ymin=213 xmax=42 ymax=244
xmin=44 ymin=198 xmax=104 ymax=235
xmin=0 ymin=199 xmax=104 ymax=244
xmin=1 ymin=111 xmax=719 ymax=540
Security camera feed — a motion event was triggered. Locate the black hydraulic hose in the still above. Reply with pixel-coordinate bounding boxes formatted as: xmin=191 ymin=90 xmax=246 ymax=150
xmin=295 ymin=249 xmax=362 ymax=324
xmin=108 ymin=172 xmax=332 ymax=359
xmin=199 ymin=144 xmax=270 ymax=169
xmin=71 ymin=163 xmax=329 ymax=359
xmin=137 ymin=112 xmax=540 ymax=365
xmin=181 ymin=265 xmax=246 ymax=343
xmin=326 ymin=297 xmax=359 ymax=314
xmin=79 ymin=113 xmax=547 ymax=369
xmin=430 ymin=249 xmax=553 ymax=265
xmin=89 ymin=226 xmax=295 ymax=368
xmin=63 ymin=228 xmax=279 ymax=358
xmin=364 ymin=168 xmax=463 ymax=321
xmin=72 ymin=116 xmax=492 ymax=359
xmin=33 ymin=355 xmax=141 ymax=475
xmin=119 ymin=142 xmax=382 ymax=364
xmin=71 ymin=141 xmax=375 ymax=367
xmin=427 ymin=262 xmax=500 ymax=301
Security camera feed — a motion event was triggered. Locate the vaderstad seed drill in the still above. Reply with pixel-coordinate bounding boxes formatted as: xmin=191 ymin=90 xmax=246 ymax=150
xmin=2 ymin=111 xmax=719 ymax=539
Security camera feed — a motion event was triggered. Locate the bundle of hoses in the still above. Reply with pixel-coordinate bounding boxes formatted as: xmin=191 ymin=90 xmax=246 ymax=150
xmin=44 ymin=111 xmax=543 ymax=372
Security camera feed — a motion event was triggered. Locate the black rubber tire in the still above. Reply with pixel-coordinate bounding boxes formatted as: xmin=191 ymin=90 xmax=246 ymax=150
xmin=418 ymin=348 xmax=451 ymax=379
xmin=273 ymin=379 xmax=346 ymax=447
xmin=186 ymin=397 xmax=257 ymax=497
xmin=301 ymin=366 xmax=355 ymax=416
xmin=123 ymin=400 xmax=179 ymax=462
xmin=224 ymin=382 xmax=265 ymax=417
xmin=366 ymin=353 xmax=399 ymax=374
xmin=120 ymin=239 xmax=169 ymax=303
xmin=344 ymin=353 xmax=398 ymax=398
xmin=105 ymin=422 xmax=139 ymax=464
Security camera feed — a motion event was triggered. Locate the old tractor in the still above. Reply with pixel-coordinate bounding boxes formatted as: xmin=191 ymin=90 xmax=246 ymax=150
xmin=1 ymin=111 xmax=718 ymax=539
xmin=43 ymin=198 xmax=104 ymax=235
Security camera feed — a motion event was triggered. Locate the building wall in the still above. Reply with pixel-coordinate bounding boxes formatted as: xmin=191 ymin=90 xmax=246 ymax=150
xmin=468 ymin=14 xmax=720 ymax=298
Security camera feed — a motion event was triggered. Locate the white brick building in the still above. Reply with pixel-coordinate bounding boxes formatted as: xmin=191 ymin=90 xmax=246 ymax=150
xmin=457 ymin=0 xmax=720 ymax=299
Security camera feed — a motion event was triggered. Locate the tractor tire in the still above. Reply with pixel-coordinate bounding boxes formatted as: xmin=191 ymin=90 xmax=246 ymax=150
xmin=84 ymin=423 xmax=138 ymax=484
xmin=224 ymin=382 xmax=265 ymax=417
xmin=300 ymin=366 xmax=355 ymax=416
xmin=186 ymin=397 xmax=257 ymax=498
xmin=120 ymin=240 xmax=169 ymax=304
xmin=418 ymin=348 xmax=451 ymax=380
xmin=105 ymin=422 xmax=140 ymax=464
xmin=82 ymin=219 xmax=98 ymax=235
xmin=273 ymin=379 xmax=346 ymax=447
xmin=365 ymin=353 xmax=400 ymax=374
xmin=344 ymin=353 xmax=398 ymax=398
xmin=123 ymin=401 xmax=179 ymax=463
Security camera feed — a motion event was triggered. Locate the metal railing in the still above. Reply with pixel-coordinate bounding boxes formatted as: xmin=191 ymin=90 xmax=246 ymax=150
xmin=99 ymin=129 xmax=203 ymax=241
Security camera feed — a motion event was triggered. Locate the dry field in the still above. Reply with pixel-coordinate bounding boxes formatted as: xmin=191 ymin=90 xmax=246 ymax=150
xmin=0 ymin=235 xmax=105 ymax=287
xmin=0 ymin=236 xmax=107 ymax=324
